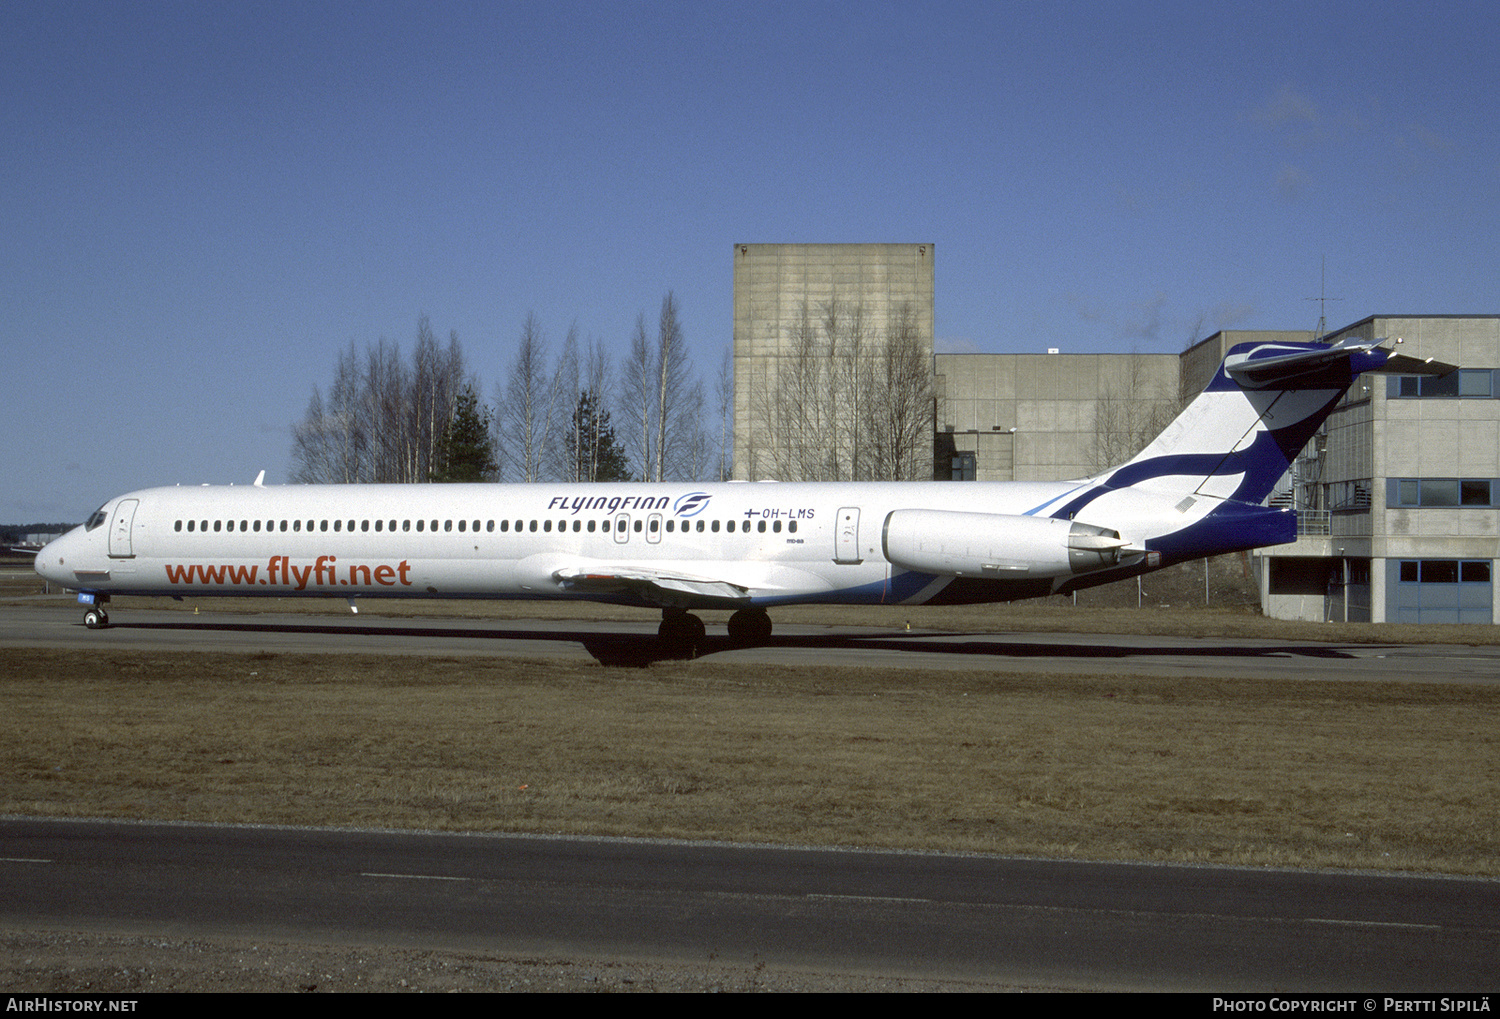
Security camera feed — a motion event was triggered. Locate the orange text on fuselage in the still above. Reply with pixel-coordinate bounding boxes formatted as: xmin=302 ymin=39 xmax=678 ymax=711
xmin=163 ymin=557 xmax=414 ymax=591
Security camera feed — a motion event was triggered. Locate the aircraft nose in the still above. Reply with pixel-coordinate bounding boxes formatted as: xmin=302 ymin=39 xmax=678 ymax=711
xmin=34 ymin=532 xmax=74 ymax=586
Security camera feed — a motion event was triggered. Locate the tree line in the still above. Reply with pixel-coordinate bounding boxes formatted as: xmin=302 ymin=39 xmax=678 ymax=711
xmin=290 ymin=295 xmax=733 ymax=485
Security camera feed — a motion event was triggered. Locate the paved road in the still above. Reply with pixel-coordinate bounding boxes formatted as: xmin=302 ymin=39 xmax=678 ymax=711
xmin=4 ymin=601 xmax=1499 ymax=680
xmin=1 ymin=817 xmax=1495 ymax=991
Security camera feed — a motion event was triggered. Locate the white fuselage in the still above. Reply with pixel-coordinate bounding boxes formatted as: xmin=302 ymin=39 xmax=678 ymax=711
xmin=34 ymin=477 xmax=1210 ymax=609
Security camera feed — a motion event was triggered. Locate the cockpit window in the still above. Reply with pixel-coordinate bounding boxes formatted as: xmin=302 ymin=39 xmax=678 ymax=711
xmin=85 ymin=506 xmax=108 ymax=531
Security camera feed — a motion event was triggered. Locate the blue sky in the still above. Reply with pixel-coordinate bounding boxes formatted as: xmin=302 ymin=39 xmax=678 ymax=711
xmin=4 ymin=0 xmax=1496 ymax=518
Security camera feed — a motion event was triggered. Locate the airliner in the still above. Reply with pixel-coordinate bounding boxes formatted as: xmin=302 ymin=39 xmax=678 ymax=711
xmin=34 ymin=338 xmax=1449 ymax=653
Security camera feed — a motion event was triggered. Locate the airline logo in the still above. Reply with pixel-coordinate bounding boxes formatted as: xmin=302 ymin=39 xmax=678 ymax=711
xmin=673 ymin=492 xmax=711 ymax=517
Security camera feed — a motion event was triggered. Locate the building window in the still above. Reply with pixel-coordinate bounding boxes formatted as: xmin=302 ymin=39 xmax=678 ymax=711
xmin=1326 ymin=480 xmax=1372 ymax=511
xmin=1389 ymin=369 xmax=1496 ymax=399
xmin=951 ymin=452 xmax=977 ymax=481
xmin=1399 ymin=560 xmax=1491 ymax=584
xmin=1388 ymin=478 xmax=1498 ymax=507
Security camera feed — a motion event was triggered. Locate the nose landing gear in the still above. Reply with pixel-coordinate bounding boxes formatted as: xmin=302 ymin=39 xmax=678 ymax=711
xmin=80 ymin=594 xmax=110 ymax=629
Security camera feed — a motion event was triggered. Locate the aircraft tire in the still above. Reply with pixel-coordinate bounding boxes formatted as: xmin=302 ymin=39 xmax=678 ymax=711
xmin=727 ymin=608 xmax=773 ymax=646
xmin=83 ymin=608 xmax=108 ymax=629
xmin=658 ymin=611 xmax=705 ymax=658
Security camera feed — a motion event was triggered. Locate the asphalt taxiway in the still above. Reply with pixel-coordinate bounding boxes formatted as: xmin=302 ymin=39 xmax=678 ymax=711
xmin=2 ymin=816 xmax=1497 ymax=990
xmin=3 ymin=601 xmax=1498 ymax=680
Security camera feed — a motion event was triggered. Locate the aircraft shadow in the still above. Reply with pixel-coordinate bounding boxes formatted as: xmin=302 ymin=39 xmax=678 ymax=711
xmin=109 ymin=617 xmax=1374 ymax=669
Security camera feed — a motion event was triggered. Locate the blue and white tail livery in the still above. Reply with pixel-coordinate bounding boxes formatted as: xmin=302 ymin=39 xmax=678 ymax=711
xmin=34 ymin=338 xmax=1453 ymax=649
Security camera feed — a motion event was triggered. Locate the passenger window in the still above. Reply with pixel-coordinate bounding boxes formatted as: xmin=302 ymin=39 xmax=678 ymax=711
xmin=501 ymin=520 xmax=509 ymax=532
xmin=459 ymin=519 xmax=467 ymax=532
xmin=334 ymin=520 xmax=342 ymax=532
xmin=253 ymin=520 xmax=261 ymax=532
xmin=696 ymin=520 xmax=705 ymax=532
xmin=486 ymin=520 xmax=494 ymax=532
xmin=375 ymin=520 xmax=383 ymax=532
xmin=430 ymin=520 xmax=438 ymax=532
xmin=711 ymin=520 xmax=720 ymax=533
xmin=572 ymin=520 xmax=580 ymax=532
xmin=320 ymin=520 xmax=329 ymax=532
xmin=177 ymin=520 xmax=184 ymax=532
xmin=403 ymin=520 xmax=410 ymax=532
xmin=417 ymin=519 xmax=425 ymax=532
xmin=544 ymin=520 xmax=552 ymax=532
xmin=757 ymin=520 xmax=765 ymax=533
xmin=361 ymin=520 xmax=370 ymax=532
xmin=214 ymin=520 xmax=222 ymax=532
xmin=529 ymin=520 xmax=538 ymax=532
xmin=789 ymin=521 xmax=798 ymax=533
xmin=293 ymin=520 xmax=301 ymax=532
xmin=587 ymin=520 xmax=595 ymax=532
xmin=773 ymin=521 xmax=782 ymax=533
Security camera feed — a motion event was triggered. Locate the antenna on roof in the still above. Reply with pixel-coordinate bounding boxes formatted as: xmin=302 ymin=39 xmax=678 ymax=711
xmin=1305 ymin=257 xmax=1343 ymax=341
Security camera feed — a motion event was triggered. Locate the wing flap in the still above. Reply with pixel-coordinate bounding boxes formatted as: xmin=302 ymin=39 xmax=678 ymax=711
xmin=555 ymin=567 xmax=752 ymax=607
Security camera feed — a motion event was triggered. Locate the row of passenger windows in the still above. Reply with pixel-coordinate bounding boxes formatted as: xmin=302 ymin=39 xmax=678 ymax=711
xmin=173 ymin=517 xmax=800 ymax=535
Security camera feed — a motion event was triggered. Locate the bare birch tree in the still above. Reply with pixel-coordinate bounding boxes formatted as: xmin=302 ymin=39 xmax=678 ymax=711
xmin=290 ymin=320 xmax=470 ymax=484
xmin=746 ymin=297 xmax=932 ymax=482
xmin=497 ymin=312 xmax=550 ymax=483
xmin=619 ymin=313 xmax=654 ymax=482
xmin=715 ymin=346 xmax=734 ymax=481
xmin=1089 ymin=353 xmax=1181 ymax=472
xmin=654 ymin=291 xmax=694 ymax=482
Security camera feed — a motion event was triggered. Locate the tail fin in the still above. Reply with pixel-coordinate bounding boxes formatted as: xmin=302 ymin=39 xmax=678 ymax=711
xmin=1099 ymin=338 xmax=1454 ymax=505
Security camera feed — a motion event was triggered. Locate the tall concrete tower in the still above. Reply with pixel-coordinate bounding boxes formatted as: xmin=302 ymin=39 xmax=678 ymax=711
xmin=732 ymin=243 xmax=935 ymax=481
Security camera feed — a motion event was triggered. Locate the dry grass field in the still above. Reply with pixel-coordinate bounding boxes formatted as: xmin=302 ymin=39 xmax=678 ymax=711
xmin=3 ymin=639 xmax=1496 ymax=875
xmin=5 ymin=557 xmax=1498 ymax=877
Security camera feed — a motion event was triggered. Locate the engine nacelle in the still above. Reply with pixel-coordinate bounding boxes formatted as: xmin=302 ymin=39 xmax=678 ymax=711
xmin=882 ymin=510 xmax=1128 ymax=579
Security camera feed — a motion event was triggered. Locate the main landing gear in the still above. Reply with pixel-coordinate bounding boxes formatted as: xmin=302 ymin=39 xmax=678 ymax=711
xmin=726 ymin=607 xmax=773 ymax=646
xmin=657 ymin=608 xmax=706 ymax=657
xmin=656 ymin=606 xmax=775 ymax=657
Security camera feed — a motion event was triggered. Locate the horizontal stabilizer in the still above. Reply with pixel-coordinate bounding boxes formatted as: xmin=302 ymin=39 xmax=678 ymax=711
xmin=1375 ymin=352 xmax=1460 ymax=377
xmin=1224 ymin=338 xmax=1455 ymax=389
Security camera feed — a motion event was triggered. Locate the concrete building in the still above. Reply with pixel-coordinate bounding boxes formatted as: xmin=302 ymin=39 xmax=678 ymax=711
xmin=1255 ymin=315 xmax=1500 ymax=624
xmin=727 ymin=246 xmax=1497 ymax=622
xmin=934 ymin=351 xmax=1180 ymax=482
xmin=733 ymin=243 xmax=934 ymax=481
xmin=932 ymin=319 xmax=1500 ymax=623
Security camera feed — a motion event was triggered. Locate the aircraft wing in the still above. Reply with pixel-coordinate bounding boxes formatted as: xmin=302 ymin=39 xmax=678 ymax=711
xmin=554 ymin=565 xmax=753 ymax=607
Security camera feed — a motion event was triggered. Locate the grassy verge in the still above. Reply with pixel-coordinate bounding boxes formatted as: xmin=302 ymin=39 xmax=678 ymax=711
xmin=3 ymin=648 xmax=1495 ymax=875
